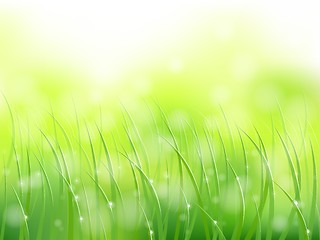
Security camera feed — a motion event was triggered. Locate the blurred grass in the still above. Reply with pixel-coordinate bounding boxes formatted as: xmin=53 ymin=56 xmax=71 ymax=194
xmin=1 ymin=6 xmax=320 ymax=239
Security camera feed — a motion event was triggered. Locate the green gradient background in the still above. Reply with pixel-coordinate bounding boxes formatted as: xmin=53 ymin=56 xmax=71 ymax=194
xmin=1 ymin=4 xmax=320 ymax=239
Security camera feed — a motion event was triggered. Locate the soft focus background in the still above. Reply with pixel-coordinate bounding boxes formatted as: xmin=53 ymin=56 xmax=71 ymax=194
xmin=1 ymin=1 xmax=320 ymax=110
xmin=1 ymin=1 xmax=320 ymax=239
xmin=1 ymin=1 xmax=320 ymax=139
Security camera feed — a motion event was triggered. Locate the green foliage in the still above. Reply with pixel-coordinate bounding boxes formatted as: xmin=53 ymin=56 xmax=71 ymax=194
xmin=0 ymin=100 xmax=319 ymax=240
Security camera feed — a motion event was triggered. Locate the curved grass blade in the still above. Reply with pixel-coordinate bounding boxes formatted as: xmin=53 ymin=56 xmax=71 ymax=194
xmin=121 ymin=153 xmax=164 ymax=239
xmin=251 ymin=195 xmax=261 ymax=240
xmin=54 ymin=167 xmax=82 ymax=240
xmin=25 ymin=148 xmax=32 ymax=217
xmin=180 ymin=188 xmax=191 ymax=240
xmin=0 ymin=157 xmax=8 ymax=240
xmin=40 ymin=127 xmax=75 ymax=239
xmin=241 ymin=129 xmax=274 ymax=240
xmin=162 ymin=137 xmax=210 ymax=239
xmin=287 ymin=133 xmax=302 ymax=191
xmin=203 ymin=125 xmax=220 ymax=199
xmin=85 ymin=122 xmax=102 ymax=237
xmin=121 ymin=104 xmax=150 ymax=175
xmin=12 ymin=187 xmax=29 ymax=240
xmin=307 ymin=139 xmax=317 ymax=238
xmin=48 ymin=109 xmax=75 ymax=167
xmin=156 ymin=104 xmax=184 ymax=192
xmin=277 ymin=130 xmax=302 ymax=239
xmin=215 ymin=121 xmax=229 ymax=184
xmin=95 ymin=124 xmax=118 ymax=204
xmin=87 ymin=171 xmax=117 ymax=239
xmin=274 ymin=182 xmax=310 ymax=239
xmin=219 ymin=105 xmax=237 ymax=166
xmin=121 ymin=149 xmax=141 ymax=238
xmin=277 ymin=130 xmax=300 ymax=199
xmin=39 ymin=129 xmax=64 ymax=193
xmin=34 ymin=153 xmax=54 ymax=206
xmin=146 ymin=103 xmax=162 ymax=181
xmin=195 ymin=203 xmax=226 ymax=240
xmin=187 ymin=121 xmax=211 ymax=199
xmin=236 ymin=127 xmax=248 ymax=194
xmin=1 ymin=93 xmax=16 ymax=167
xmin=101 ymin=162 xmax=125 ymax=213
xmin=140 ymin=203 xmax=155 ymax=240
xmin=253 ymin=127 xmax=275 ymax=240
xmin=82 ymin=182 xmax=93 ymax=240
xmin=13 ymin=145 xmax=23 ymax=198
xmin=225 ymin=160 xmax=245 ymax=240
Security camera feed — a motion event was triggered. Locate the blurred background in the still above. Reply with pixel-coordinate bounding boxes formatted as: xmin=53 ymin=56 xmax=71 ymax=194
xmin=0 ymin=0 xmax=320 ymax=171
xmin=1 ymin=0 xmax=320 ymax=111
xmin=1 ymin=1 xmax=320 ymax=239
xmin=1 ymin=0 xmax=320 ymax=154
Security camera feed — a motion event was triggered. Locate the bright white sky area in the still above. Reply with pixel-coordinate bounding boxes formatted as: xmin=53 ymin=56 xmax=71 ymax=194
xmin=1 ymin=0 xmax=320 ymax=84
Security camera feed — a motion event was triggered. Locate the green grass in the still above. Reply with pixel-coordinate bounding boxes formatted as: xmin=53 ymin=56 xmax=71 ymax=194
xmin=0 ymin=100 xmax=319 ymax=240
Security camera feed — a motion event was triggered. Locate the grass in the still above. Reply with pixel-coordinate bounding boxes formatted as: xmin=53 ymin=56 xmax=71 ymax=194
xmin=0 ymin=100 xmax=319 ymax=240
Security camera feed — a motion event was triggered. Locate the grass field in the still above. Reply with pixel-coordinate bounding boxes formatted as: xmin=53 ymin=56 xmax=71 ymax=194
xmin=0 ymin=93 xmax=319 ymax=239
xmin=1 ymin=2 xmax=320 ymax=239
